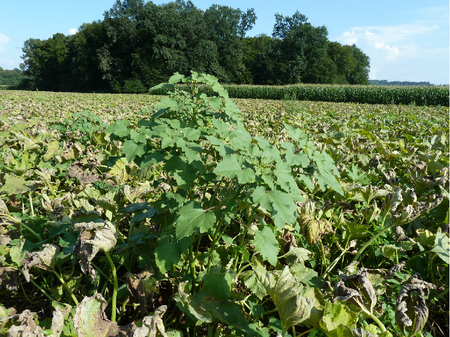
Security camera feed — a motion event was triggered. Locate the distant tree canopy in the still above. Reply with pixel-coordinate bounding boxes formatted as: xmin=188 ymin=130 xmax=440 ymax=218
xmin=0 ymin=68 xmax=25 ymax=86
xmin=368 ymin=80 xmax=435 ymax=86
xmin=20 ymin=0 xmax=370 ymax=92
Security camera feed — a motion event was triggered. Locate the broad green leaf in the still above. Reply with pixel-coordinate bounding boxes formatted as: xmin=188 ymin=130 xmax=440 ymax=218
xmin=244 ymin=273 xmax=267 ymax=300
xmin=202 ymin=268 xmax=232 ymax=301
xmin=319 ymin=302 xmax=358 ymax=333
xmin=382 ymin=244 xmax=404 ymax=259
xmin=175 ymin=201 xmax=216 ymax=240
xmin=314 ymin=171 xmax=344 ymax=196
xmin=213 ymin=153 xmax=255 ymax=184
xmin=43 ymin=139 xmax=61 ymax=161
xmin=212 ymin=118 xmax=230 ymax=138
xmin=155 ymin=228 xmax=191 ymax=274
xmin=209 ymin=96 xmax=222 ymax=111
xmin=129 ymin=129 xmax=147 ymax=144
xmin=281 ymin=142 xmax=309 ymax=167
xmin=346 ymin=165 xmax=370 ymax=184
xmin=139 ymin=151 xmax=164 ymax=169
xmin=179 ymin=126 xmax=201 ymax=141
xmin=254 ymin=136 xmax=281 ymax=163
xmin=274 ymin=161 xmax=294 ymax=192
xmin=131 ymin=207 xmax=157 ymax=223
xmin=176 ymin=281 xmax=213 ymax=323
xmin=279 ymin=247 xmax=311 ymax=263
xmin=122 ymin=139 xmax=146 ymax=162
xmin=314 ymin=151 xmax=340 ymax=176
xmin=165 ymin=155 xmax=196 ymax=189
xmin=169 ymin=72 xmax=184 ymax=84
xmin=252 ymin=226 xmax=279 ymax=266
xmin=298 ymin=174 xmax=314 ymax=192
xmin=432 ymin=228 xmax=449 ymax=264
xmin=252 ymin=186 xmax=298 ymax=229
xmin=105 ymin=120 xmax=130 ymax=137
xmin=155 ymin=96 xmax=181 ymax=112
xmin=284 ymin=123 xmax=308 ymax=142
xmin=212 ymin=82 xmax=228 ymax=98
xmin=0 ymin=174 xmax=30 ymax=195
xmin=9 ymin=239 xmax=25 ymax=266
xmin=274 ymin=161 xmax=304 ymax=200
xmin=248 ymin=301 xmax=265 ymax=319
xmin=253 ymin=257 xmax=276 ymax=291
xmin=229 ymin=124 xmax=252 ymax=152
xmin=202 ymin=73 xmax=219 ymax=84
xmin=178 ymin=142 xmax=203 ymax=165
xmin=416 ymin=229 xmax=436 ymax=247
xmin=290 ymin=262 xmax=319 ymax=286
xmin=194 ymin=290 xmax=249 ymax=331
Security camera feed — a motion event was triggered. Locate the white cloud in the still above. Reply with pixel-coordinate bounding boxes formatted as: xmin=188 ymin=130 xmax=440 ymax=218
xmin=374 ymin=42 xmax=400 ymax=61
xmin=0 ymin=33 xmax=11 ymax=52
xmin=335 ymin=19 xmax=449 ymax=83
xmin=341 ymin=31 xmax=359 ymax=45
xmin=68 ymin=28 xmax=78 ymax=35
xmin=337 ymin=22 xmax=441 ymax=60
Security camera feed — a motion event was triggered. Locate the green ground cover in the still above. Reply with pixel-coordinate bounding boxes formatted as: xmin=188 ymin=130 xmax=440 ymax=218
xmin=0 ymin=76 xmax=448 ymax=337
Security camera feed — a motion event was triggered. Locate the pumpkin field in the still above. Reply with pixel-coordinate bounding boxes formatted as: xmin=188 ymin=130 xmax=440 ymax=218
xmin=0 ymin=74 xmax=448 ymax=336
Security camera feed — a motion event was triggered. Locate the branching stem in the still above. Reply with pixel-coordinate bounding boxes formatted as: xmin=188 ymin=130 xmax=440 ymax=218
xmin=53 ymin=269 xmax=78 ymax=305
xmin=352 ymin=213 xmax=391 ymax=263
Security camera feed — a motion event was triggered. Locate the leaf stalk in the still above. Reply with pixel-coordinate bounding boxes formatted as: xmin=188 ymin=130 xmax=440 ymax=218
xmin=105 ymin=251 xmax=118 ymax=322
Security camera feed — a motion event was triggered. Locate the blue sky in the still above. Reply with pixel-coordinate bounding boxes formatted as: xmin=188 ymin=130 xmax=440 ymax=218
xmin=0 ymin=0 xmax=448 ymax=84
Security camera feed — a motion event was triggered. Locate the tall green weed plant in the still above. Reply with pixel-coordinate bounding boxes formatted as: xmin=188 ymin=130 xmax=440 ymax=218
xmin=106 ymin=72 xmax=347 ymax=334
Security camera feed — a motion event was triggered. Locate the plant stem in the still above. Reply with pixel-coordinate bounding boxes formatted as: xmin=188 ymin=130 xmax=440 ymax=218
xmin=20 ymin=222 xmax=42 ymax=241
xmin=26 ymin=274 xmax=55 ymax=303
xmin=352 ymin=213 xmax=391 ymax=263
xmin=53 ymin=269 xmax=78 ymax=305
xmin=359 ymin=304 xmax=387 ymax=332
xmin=261 ymin=308 xmax=278 ymax=317
xmin=3 ymin=214 xmax=42 ymax=241
xmin=18 ymin=272 xmax=37 ymax=304
xmin=92 ymin=262 xmax=113 ymax=284
xmin=206 ymin=222 xmax=223 ymax=272
xmin=105 ymin=251 xmax=118 ymax=322
xmin=322 ymin=247 xmax=347 ymax=279
xmin=296 ymin=328 xmax=313 ymax=337
xmin=235 ymin=263 xmax=251 ymax=281
xmin=189 ymin=244 xmax=196 ymax=282
xmin=436 ymin=288 xmax=449 ymax=300
xmin=28 ymin=192 xmax=35 ymax=217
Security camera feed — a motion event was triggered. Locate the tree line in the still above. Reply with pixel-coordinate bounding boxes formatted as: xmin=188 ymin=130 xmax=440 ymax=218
xmin=0 ymin=68 xmax=24 ymax=86
xmin=368 ymin=80 xmax=436 ymax=86
xmin=20 ymin=0 xmax=370 ymax=92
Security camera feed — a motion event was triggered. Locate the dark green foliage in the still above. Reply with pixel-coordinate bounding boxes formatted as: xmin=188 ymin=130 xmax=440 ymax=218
xmin=0 ymin=68 xmax=25 ymax=86
xmin=20 ymin=0 xmax=371 ymax=92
